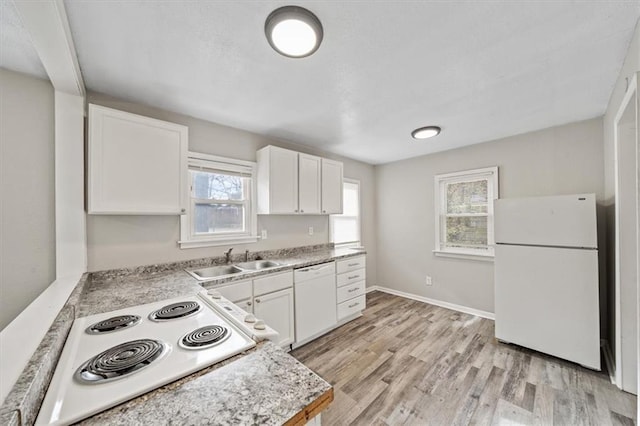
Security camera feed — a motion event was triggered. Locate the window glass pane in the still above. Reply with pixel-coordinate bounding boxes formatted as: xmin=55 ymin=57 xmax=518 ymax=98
xmin=332 ymin=217 xmax=359 ymax=244
xmin=446 ymin=180 xmax=488 ymax=214
xmin=193 ymin=203 xmax=245 ymax=234
xmin=343 ymin=182 xmax=359 ymax=216
xmin=191 ymin=170 xmax=245 ymax=201
xmin=445 ymin=216 xmax=488 ymax=248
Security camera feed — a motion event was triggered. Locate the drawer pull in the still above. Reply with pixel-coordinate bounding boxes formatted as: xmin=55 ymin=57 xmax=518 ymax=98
xmin=347 ymin=275 xmax=360 ymax=280
xmin=348 ymin=287 xmax=359 ymax=293
xmin=348 ymin=263 xmax=359 ymax=267
xmin=348 ymin=302 xmax=359 ymax=308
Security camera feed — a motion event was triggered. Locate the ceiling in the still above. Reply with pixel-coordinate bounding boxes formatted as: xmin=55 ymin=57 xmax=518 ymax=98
xmin=0 ymin=0 xmax=48 ymax=80
xmin=4 ymin=2 xmax=640 ymax=164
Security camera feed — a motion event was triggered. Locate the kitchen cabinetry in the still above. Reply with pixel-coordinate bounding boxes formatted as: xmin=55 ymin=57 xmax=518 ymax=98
xmin=321 ymin=158 xmax=343 ymax=214
xmin=294 ymin=262 xmax=337 ymax=344
xmin=88 ymin=104 xmax=188 ymax=215
xmin=215 ymin=272 xmax=295 ymax=347
xmin=336 ymin=255 xmax=366 ymax=320
xmin=256 ymin=145 xmax=343 ymax=215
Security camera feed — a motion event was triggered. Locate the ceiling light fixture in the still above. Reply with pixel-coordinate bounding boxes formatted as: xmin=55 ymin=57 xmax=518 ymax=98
xmin=265 ymin=6 xmax=323 ymax=58
xmin=411 ymin=126 xmax=442 ymax=140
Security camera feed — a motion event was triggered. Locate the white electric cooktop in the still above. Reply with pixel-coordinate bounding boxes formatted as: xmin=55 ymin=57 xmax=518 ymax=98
xmin=36 ymin=295 xmax=256 ymax=425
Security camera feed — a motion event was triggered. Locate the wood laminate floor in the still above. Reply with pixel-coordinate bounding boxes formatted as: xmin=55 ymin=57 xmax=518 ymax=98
xmin=291 ymin=291 xmax=637 ymax=426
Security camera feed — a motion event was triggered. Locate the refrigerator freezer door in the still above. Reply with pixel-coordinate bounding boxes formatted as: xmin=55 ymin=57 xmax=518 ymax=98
xmin=494 ymin=244 xmax=600 ymax=369
xmin=494 ymin=194 xmax=597 ymax=248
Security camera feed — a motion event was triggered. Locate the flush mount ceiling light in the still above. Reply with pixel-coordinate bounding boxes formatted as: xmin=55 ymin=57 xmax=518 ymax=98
xmin=265 ymin=6 xmax=323 ymax=58
xmin=411 ymin=126 xmax=442 ymax=140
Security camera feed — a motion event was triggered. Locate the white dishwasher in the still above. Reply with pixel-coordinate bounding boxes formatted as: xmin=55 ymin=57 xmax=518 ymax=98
xmin=294 ymin=262 xmax=337 ymax=344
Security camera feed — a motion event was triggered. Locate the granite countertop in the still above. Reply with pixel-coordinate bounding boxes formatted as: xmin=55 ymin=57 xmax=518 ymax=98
xmin=2 ymin=244 xmax=364 ymax=426
xmin=78 ymin=342 xmax=332 ymax=426
xmin=81 ymin=246 xmax=365 ymax=317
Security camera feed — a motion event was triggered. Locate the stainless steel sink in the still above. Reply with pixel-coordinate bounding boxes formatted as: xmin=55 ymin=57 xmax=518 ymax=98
xmin=235 ymin=260 xmax=282 ymax=270
xmin=186 ymin=265 xmax=243 ymax=281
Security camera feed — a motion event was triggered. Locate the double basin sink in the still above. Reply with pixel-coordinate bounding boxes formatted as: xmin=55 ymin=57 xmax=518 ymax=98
xmin=187 ymin=260 xmax=284 ymax=281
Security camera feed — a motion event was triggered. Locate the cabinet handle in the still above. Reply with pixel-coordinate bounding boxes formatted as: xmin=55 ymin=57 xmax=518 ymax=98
xmin=348 ymin=287 xmax=359 ymax=293
xmin=180 ymin=208 xmax=186 ymax=213
xmin=247 ymin=301 xmax=252 ymax=306
xmin=255 ymin=298 xmax=261 ymax=303
xmin=348 ymin=275 xmax=360 ymax=280
xmin=348 ymin=263 xmax=359 ymax=267
xmin=348 ymin=302 xmax=359 ymax=308
xmin=300 ymin=209 xmax=304 ymax=213
xmin=323 ymin=210 xmax=326 ymax=213
xmin=295 ymin=209 xmax=298 ymax=212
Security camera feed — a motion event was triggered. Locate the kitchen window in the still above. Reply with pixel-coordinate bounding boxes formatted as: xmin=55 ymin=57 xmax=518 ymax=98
xmin=330 ymin=179 xmax=361 ymax=247
xmin=179 ymin=152 xmax=258 ymax=248
xmin=434 ymin=166 xmax=498 ymax=260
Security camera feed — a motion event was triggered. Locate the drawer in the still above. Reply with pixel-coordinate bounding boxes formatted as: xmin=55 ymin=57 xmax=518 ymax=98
xmin=216 ymin=280 xmax=252 ymax=303
xmin=336 ymin=268 xmax=365 ymax=287
xmin=336 ymin=255 xmax=366 ymax=274
xmin=337 ymin=281 xmax=365 ymax=303
xmin=294 ymin=262 xmax=335 ymax=283
xmin=337 ymin=294 xmax=366 ymax=320
xmin=253 ymin=271 xmax=293 ymax=296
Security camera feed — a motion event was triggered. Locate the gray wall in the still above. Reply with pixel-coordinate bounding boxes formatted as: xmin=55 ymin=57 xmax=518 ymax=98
xmin=85 ymin=92 xmax=377 ymax=286
xmin=0 ymin=69 xmax=56 ymax=330
xmin=375 ymin=118 xmax=605 ymax=316
xmin=602 ymin=18 xmax=640 ymax=388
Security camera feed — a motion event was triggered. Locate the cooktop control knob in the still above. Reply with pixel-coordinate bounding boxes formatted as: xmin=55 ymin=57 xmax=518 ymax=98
xmin=244 ymin=314 xmax=256 ymax=323
xmin=253 ymin=320 xmax=266 ymax=330
xmin=207 ymin=290 xmax=222 ymax=299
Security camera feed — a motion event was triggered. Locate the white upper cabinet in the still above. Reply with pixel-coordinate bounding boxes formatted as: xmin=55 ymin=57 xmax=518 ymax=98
xmin=88 ymin=104 xmax=188 ymax=215
xmin=298 ymin=153 xmax=321 ymax=214
xmin=256 ymin=145 xmax=343 ymax=215
xmin=256 ymin=145 xmax=298 ymax=214
xmin=321 ymin=158 xmax=343 ymax=214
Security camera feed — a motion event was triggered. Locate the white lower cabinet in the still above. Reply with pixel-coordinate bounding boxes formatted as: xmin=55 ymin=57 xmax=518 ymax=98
xmin=213 ymin=272 xmax=294 ymax=348
xmin=254 ymin=288 xmax=295 ymax=347
xmin=336 ymin=256 xmax=367 ymax=321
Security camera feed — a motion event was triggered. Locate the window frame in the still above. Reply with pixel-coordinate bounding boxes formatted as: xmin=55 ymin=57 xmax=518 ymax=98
xmin=330 ymin=178 xmax=361 ymax=248
xmin=433 ymin=166 xmax=498 ymax=261
xmin=179 ymin=151 xmax=258 ymax=249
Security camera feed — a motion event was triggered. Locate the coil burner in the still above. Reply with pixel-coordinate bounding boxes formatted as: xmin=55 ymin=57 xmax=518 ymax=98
xmin=179 ymin=325 xmax=230 ymax=350
xmin=75 ymin=339 xmax=167 ymax=384
xmin=148 ymin=301 xmax=201 ymax=322
xmin=85 ymin=315 xmax=141 ymax=334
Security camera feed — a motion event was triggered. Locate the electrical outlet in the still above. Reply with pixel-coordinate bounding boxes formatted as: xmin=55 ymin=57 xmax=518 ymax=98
xmin=261 ymin=229 xmax=268 ymax=239
xmin=426 ymin=276 xmax=433 ymax=286
xmin=308 ymin=226 xmax=314 ymax=236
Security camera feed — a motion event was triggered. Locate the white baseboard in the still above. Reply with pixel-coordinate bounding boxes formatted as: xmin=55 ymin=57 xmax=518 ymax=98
xmin=366 ymin=285 xmax=495 ymax=320
xmin=601 ymin=339 xmax=616 ymax=384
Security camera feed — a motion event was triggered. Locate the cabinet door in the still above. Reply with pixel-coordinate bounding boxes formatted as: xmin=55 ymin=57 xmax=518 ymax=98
xmin=298 ymin=153 xmax=321 ymax=214
xmin=254 ymin=288 xmax=295 ymax=347
xmin=88 ymin=104 xmax=188 ymax=214
xmin=265 ymin=146 xmax=299 ymax=214
xmin=235 ymin=298 xmax=253 ymax=314
xmin=321 ymin=158 xmax=343 ymax=214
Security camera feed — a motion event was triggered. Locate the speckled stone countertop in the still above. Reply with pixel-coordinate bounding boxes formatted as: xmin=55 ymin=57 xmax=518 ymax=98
xmin=81 ymin=246 xmax=365 ymax=317
xmin=77 ymin=342 xmax=332 ymax=425
xmin=2 ymin=244 xmax=364 ymax=425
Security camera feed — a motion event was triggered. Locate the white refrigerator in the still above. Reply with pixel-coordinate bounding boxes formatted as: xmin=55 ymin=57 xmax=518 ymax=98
xmin=494 ymin=193 xmax=600 ymax=370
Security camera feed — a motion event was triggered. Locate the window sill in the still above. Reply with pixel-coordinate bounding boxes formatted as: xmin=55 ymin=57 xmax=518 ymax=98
xmin=179 ymin=236 xmax=259 ymax=249
xmin=432 ymin=250 xmax=494 ymax=262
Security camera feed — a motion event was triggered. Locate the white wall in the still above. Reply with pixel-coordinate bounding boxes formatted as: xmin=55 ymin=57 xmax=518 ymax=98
xmin=375 ymin=117 xmax=604 ymax=315
xmin=602 ymin=18 xmax=640 ymax=393
xmin=85 ymin=92 xmax=377 ymax=286
xmin=0 ymin=69 xmax=56 ymax=330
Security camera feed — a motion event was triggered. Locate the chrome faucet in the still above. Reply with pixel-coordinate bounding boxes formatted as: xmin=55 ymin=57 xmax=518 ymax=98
xmin=245 ymin=249 xmax=250 ymax=262
xmin=224 ymin=248 xmax=233 ymax=264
